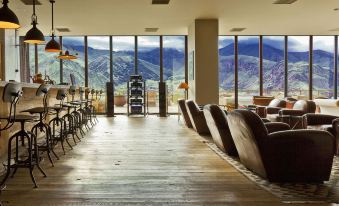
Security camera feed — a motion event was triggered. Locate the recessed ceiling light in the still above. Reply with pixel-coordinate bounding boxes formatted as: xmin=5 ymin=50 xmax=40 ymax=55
xmin=56 ymin=27 xmax=71 ymax=32
xmin=152 ymin=0 xmax=170 ymax=4
xmin=329 ymin=28 xmax=339 ymax=31
xmin=230 ymin=28 xmax=246 ymax=32
xmin=145 ymin=28 xmax=159 ymax=32
xmin=273 ymin=0 xmax=298 ymax=4
xmin=20 ymin=0 xmax=42 ymax=5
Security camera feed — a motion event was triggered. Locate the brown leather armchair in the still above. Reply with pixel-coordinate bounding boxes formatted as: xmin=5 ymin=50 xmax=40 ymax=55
xmin=303 ymin=113 xmax=339 ymax=155
xmin=227 ymin=109 xmax=335 ymax=182
xmin=185 ymin=100 xmax=210 ymax=135
xmin=178 ymin=99 xmax=193 ymax=128
xmin=203 ymin=104 xmax=238 ymax=156
xmin=279 ymin=100 xmax=316 ymax=116
xmin=256 ymin=99 xmax=286 ymax=118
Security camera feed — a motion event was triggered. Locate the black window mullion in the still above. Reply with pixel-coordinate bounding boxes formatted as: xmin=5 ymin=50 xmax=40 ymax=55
xmin=335 ymin=36 xmax=338 ymax=99
xmin=235 ymin=36 xmax=238 ymax=109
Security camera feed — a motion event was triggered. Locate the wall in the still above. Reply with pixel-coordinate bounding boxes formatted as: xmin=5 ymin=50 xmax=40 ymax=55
xmin=187 ymin=19 xmax=219 ymax=105
xmin=4 ymin=30 xmax=20 ymax=81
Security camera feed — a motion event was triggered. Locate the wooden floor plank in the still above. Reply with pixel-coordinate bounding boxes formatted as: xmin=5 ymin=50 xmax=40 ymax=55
xmin=0 ymin=116 xmax=334 ymax=206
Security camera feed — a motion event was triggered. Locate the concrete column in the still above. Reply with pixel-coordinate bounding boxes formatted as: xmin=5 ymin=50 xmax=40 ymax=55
xmin=187 ymin=19 xmax=219 ymax=105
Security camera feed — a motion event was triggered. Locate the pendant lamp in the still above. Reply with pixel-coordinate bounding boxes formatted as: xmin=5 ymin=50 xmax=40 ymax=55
xmin=0 ymin=0 xmax=20 ymax=29
xmin=24 ymin=0 xmax=44 ymax=44
xmin=58 ymin=50 xmax=77 ymax=60
xmin=45 ymin=0 xmax=60 ymax=52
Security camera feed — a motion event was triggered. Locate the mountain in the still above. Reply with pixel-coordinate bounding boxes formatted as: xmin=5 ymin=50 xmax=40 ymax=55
xmin=219 ymin=43 xmax=335 ymax=94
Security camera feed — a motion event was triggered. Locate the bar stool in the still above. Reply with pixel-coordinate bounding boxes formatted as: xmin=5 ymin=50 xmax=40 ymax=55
xmin=48 ymin=88 xmax=73 ymax=155
xmin=21 ymin=84 xmax=58 ymax=167
xmin=0 ymin=83 xmax=46 ymax=189
xmin=62 ymin=86 xmax=81 ymax=144
xmin=67 ymin=86 xmax=86 ymax=138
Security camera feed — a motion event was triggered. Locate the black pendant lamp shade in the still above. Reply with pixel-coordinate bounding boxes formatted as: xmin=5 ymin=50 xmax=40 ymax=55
xmin=58 ymin=50 xmax=77 ymax=60
xmin=24 ymin=0 xmax=44 ymax=44
xmin=0 ymin=0 xmax=20 ymax=29
xmin=45 ymin=0 xmax=60 ymax=52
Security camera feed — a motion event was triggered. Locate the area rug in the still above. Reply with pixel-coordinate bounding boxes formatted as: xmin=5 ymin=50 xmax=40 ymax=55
xmin=205 ymin=142 xmax=339 ymax=204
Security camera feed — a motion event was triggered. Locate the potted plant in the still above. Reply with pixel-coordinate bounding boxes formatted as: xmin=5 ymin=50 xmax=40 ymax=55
xmin=114 ymin=90 xmax=127 ymax=107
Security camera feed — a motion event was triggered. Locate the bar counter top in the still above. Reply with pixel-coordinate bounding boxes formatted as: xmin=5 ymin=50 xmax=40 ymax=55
xmin=0 ymin=81 xmax=71 ymax=89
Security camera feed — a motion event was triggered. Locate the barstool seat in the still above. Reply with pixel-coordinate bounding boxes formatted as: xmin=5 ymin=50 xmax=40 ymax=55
xmin=22 ymin=107 xmax=46 ymax=114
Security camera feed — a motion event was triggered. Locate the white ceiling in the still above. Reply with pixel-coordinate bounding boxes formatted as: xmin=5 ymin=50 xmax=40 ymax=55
xmin=9 ymin=0 xmax=339 ymax=36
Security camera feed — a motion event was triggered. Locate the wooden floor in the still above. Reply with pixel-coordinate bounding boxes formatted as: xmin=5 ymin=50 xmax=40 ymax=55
xmin=0 ymin=116 xmax=334 ymax=205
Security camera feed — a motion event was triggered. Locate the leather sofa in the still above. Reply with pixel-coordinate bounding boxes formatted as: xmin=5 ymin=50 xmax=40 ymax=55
xmin=178 ymin=99 xmax=193 ymax=128
xmin=226 ymin=109 xmax=335 ymax=182
xmin=256 ymin=99 xmax=286 ymax=118
xmin=185 ymin=100 xmax=210 ymax=135
xmin=203 ymin=104 xmax=238 ymax=156
xmin=303 ymin=113 xmax=339 ymax=155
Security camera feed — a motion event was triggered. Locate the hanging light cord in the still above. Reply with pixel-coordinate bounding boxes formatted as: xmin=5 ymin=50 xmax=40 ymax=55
xmin=31 ymin=0 xmax=37 ymax=25
xmin=51 ymin=0 xmax=55 ymax=35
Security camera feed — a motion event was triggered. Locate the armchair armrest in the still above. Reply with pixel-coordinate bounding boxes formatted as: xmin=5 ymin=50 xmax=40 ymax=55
xmin=264 ymin=130 xmax=335 ymax=181
xmin=264 ymin=122 xmax=290 ymax=133
xmin=266 ymin=107 xmax=282 ymax=114
xmin=256 ymin=106 xmax=267 ymax=118
xmin=304 ymin=113 xmax=338 ymax=126
xmin=279 ymin=109 xmax=306 ymax=116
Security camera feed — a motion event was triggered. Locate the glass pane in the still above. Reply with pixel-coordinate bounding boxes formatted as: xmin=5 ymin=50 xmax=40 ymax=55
xmin=288 ymin=36 xmax=309 ymax=99
xmin=88 ymin=36 xmax=110 ymax=113
xmin=29 ymin=44 xmax=35 ymax=80
xmin=163 ymin=36 xmax=185 ymax=113
xmin=263 ymin=36 xmax=285 ymax=98
xmin=238 ymin=36 xmax=259 ymax=107
xmin=62 ymin=36 xmax=85 ymax=86
xmin=313 ymin=36 xmax=334 ymax=99
xmin=138 ymin=36 xmax=160 ymax=114
xmin=219 ymin=36 xmax=235 ymax=110
xmin=113 ymin=36 xmax=135 ymax=114
xmin=37 ymin=36 xmax=61 ymax=84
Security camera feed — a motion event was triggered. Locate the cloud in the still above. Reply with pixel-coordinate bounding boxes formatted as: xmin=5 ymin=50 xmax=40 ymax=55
xmin=88 ymin=36 xmax=110 ymax=50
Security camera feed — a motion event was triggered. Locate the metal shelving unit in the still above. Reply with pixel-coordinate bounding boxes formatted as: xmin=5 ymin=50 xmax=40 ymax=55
xmin=127 ymin=75 xmax=146 ymax=116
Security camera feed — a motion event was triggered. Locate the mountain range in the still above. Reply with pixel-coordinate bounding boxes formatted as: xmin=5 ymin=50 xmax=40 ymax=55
xmin=34 ymin=41 xmax=335 ymax=96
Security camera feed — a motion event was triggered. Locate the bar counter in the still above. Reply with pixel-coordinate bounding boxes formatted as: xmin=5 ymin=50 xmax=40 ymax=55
xmin=0 ymin=81 xmax=72 ymax=164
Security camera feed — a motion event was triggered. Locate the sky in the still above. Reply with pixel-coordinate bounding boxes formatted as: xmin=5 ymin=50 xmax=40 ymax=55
xmin=62 ymin=36 xmax=185 ymax=52
xmin=219 ymin=36 xmax=335 ymax=53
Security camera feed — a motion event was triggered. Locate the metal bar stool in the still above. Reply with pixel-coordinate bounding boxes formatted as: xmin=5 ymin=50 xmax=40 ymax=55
xmin=0 ymin=83 xmax=46 ymax=189
xmin=48 ymin=88 xmax=73 ymax=155
xmin=62 ymin=86 xmax=81 ymax=144
xmin=21 ymin=84 xmax=58 ymax=167
xmin=67 ymin=86 xmax=86 ymax=138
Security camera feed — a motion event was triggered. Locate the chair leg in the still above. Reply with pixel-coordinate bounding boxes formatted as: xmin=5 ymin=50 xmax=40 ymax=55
xmin=29 ymin=131 xmax=47 ymax=178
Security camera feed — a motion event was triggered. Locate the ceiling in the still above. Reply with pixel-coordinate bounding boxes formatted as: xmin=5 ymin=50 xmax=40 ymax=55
xmin=9 ymin=0 xmax=339 ymax=36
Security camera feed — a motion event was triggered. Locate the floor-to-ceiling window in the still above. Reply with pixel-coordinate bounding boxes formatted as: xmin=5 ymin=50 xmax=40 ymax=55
xmin=163 ymin=36 xmax=185 ymax=113
xmin=37 ymin=36 xmax=61 ymax=84
xmin=287 ymin=36 xmax=309 ymax=99
xmin=312 ymin=36 xmax=335 ymax=99
xmin=137 ymin=36 xmax=160 ymax=114
xmin=62 ymin=36 xmax=85 ymax=86
xmin=219 ymin=36 xmax=235 ymax=109
xmin=29 ymin=44 xmax=36 ymax=79
xmin=263 ymin=36 xmax=285 ymax=98
xmin=88 ymin=36 xmax=110 ymax=113
xmin=238 ymin=36 xmax=259 ymax=107
xmin=112 ymin=36 xmax=135 ymax=114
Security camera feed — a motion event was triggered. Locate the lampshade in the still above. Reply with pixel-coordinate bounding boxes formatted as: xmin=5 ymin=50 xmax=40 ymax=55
xmin=178 ymin=82 xmax=189 ymax=89
xmin=45 ymin=36 xmax=60 ymax=52
xmin=57 ymin=51 xmax=77 ymax=60
xmin=24 ymin=0 xmax=44 ymax=44
xmin=0 ymin=0 xmax=20 ymax=29
xmin=24 ymin=24 xmax=45 ymax=44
